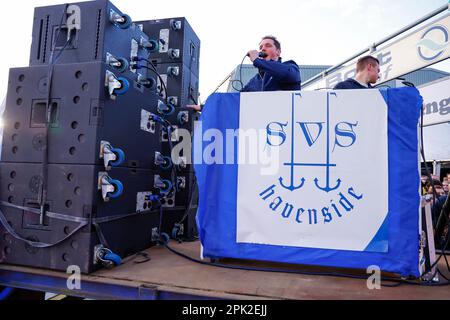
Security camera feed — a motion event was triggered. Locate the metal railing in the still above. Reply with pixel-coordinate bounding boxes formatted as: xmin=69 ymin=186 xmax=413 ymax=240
xmin=302 ymin=4 xmax=450 ymax=88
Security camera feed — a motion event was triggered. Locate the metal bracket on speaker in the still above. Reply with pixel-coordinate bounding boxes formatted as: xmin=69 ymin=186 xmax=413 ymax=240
xmin=94 ymin=245 xmax=108 ymax=266
xmin=154 ymin=152 xmax=171 ymax=169
xmin=93 ymin=245 xmax=121 ymax=269
xmin=154 ymin=151 xmax=164 ymax=166
xmin=176 ymin=156 xmax=187 ymax=170
xmin=106 ymin=52 xmax=129 ymax=73
xmin=98 ymin=172 xmax=115 ymax=202
xmin=140 ymin=37 xmax=159 ymax=52
xmin=159 ymin=29 xmax=169 ymax=53
xmin=109 ymin=10 xmax=124 ymax=24
xmin=109 ymin=9 xmax=132 ymax=29
xmin=167 ymin=66 xmax=180 ymax=77
xmin=154 ymin=175 xmax=172 ymax=195
xmin=177 ymin=176 xmax=186 ymax=190
xmin=161 ymin=191 xmax=175 ymax=208
xmin=137 ymin=74 xmax=156 ymax=90
xmin=151 ymin=227 xmax=160 ymax=242
xmin=136 ymin=192 xmax=154 ymax=213
xmin=168 ymin=48 xmax=180 ymax=60
xmin=140 ymin=109 xmax=156 ymax=133
xmin=98 ymin=172 xmax=123 ymax=202
xmin=100 ymin=141 xmax=116 ymax=170
xmin=157 ymin=100 xmax=175 ymax=116
xmin=170 ymin=19 xmax=182 ymax=31
xmin=161 ymin=125 xmax=179 ymax=142
xmin=102 ymin=142 xmax=124 ymax=169
xmin=167 ymin=96 xmax=178 ymax=107
xmin=177 ymin=111 xmax=189 ymax=125
xmin=156 ymin=75 xmax=168 ymax=99
xmin=105 ymin=70 xmax=122 ymax=98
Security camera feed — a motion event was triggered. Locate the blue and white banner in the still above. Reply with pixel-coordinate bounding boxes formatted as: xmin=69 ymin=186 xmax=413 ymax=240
xmin=194 ymin=88 xmax=423 ymax=277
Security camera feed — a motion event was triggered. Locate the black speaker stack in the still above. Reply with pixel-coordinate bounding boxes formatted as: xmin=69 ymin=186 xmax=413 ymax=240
xmin=0 ymin=0 xmax=200 ymax=273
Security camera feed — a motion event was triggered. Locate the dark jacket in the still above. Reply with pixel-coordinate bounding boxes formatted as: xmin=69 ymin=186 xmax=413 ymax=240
xmin=333 ymin=78 xmax=373 ymax=90
xmin=432 ymin=195 xmax=448 ymax=224
xmin=242 ymin=58 xmax=301 ymax=92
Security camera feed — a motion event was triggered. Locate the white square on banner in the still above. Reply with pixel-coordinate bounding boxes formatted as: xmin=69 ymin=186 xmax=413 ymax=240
xmin=236 ymin=90 xmax=388 ymax=252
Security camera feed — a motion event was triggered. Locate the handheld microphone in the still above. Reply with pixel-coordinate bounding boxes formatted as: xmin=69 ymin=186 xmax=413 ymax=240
xmin=258 ymin=52 xmax=268 ymax=58
xmin=246 ymin=51 xmax=268 ymax=58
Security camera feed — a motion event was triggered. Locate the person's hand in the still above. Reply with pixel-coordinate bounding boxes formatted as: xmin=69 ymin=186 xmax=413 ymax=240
xmin=186 ymin=104 xmax=202 ymax=111
xmin=247 ymin=50 xmax=259 ymax=62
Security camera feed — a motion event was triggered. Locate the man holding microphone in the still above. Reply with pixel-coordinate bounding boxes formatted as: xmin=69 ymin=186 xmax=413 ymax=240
xmin=242 ymin=35 xmax=301 ymax=92
xmin=188 ymin=35 xmax=301 ymax=110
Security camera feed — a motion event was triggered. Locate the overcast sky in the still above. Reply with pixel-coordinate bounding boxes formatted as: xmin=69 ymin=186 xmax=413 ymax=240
xmin=0 ymin=0 xmax=448 ymax=103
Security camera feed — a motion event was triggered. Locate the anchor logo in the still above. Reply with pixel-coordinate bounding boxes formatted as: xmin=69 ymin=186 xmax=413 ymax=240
xmin=266 ymin=92 xmax=357 ymax=194
xmin=279 ymin=93 xmax=306 ymax=192
xmin=313 ymin=92 xmax=341 ymax=193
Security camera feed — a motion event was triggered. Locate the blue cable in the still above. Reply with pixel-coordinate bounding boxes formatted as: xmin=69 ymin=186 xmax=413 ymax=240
xmin=0 ymin=287 xmax=14 ymax=300
xmin=103 ymin=252 xmax=122 ymax=266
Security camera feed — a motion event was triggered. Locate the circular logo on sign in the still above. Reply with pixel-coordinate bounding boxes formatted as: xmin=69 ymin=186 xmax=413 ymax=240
xmin=417 ymin=25 xmax=449 ymax=61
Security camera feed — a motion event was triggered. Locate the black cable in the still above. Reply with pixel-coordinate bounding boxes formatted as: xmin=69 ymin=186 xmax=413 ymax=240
xmin=395 ymin=77 xmax=416 ymax=88
xmin=144 ymin=111 xmax=178 ymax=209
xmin=210 ymin=73 xmax=233 ymax=96
xmin=420 ymin=108 xmax=438 ymax=203
xmin=166 ymin=125 xmax=178 ymax=199
xmin=144 ymin=72 xmax=198 ymax=240
xmin=134 ymin=58 xmax=169 ymax=102
xmin=187 ymin=45 xmax=199 ymax=105
xmin=137 ymin=66 xmax=197 ymax=239
xmin=231 ymin=54 xmax=248 ymax=92
xmin=149 ymin=115 xmax=178 ymax=199
xmin=157 ymin=200 xmax=163 ymax=238
xmin=418 ymin=87 xmax=439 ymax=210
xmin=161 ymin=241 xmax=450 ymax=287
xmin=402 ymin=81 xmax=415 ymax=87
xmin=174 ymin=51 xmax=199 ymax=237
xmin=171 ymin=174 xmax=199 ymax=242
xmin=140 ymin=51 xmax=199 ymax=239
xmin=145 ymin=66 xmax=168 ymax=101
xmin=138 ymin=57 xmax=199 ymax=110
xmin=420 ymin=105 xmax=440 ymax=214
xmin=444 ymin=250 xmax=450 ymax=272
xmin=176 ymin=173 xmax=197 ymax=226
xmin=38 ymin=4 xmax=70 ymax=222
xmin=40 ymin=40 xmax=70 ymax=212
xmin=429 ymin=214 xmax=450 ymax=273
xmin=438 ymin=268 xmax=450 ymax=282
xmin=154 ymin=120 xmax=178 ymax=200
xmin=426 ymin=229 xmax=450 ymax=273
xmin=189 ymin=92 xmax=199 ymax=105
xmin=435 ymin=199 xmax=450 ymax=261
xmin=132 ymin=60 xmax=186 ymax=208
